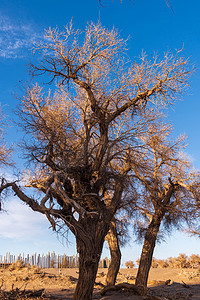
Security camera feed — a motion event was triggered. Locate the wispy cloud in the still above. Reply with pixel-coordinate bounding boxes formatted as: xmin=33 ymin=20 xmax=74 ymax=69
xmin=0 ymin=198 xmax=49 ymax=239
xmin=0 ymin=15 xmax=41 ymax=59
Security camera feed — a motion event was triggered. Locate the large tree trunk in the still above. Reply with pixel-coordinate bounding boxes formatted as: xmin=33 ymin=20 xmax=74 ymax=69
xmin=105 ymin=220 xmax=121 ymax=286
xmin=72 ymin=218 xmax=109 ymax=300
xmin=135 ymin=212 xmax=164 ymax=289
xmin=72 ymin=244 xmax=100 ymax=300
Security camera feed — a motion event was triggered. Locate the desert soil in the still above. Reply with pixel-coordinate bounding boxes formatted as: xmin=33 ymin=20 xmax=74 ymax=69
xmin=1 ymin=265 xmax=200 ymax=299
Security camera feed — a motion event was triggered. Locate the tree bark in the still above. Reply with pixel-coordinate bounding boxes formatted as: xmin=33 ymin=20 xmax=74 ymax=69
xmin=135 ymin=212 xmax=164 ymax=289
xmin=72 ymin=246 xmax=100 ymax=300
xmin=105 ymin=221 xmax=121 ymax=286
xmin=72 ymin=219 xmax=109 ymax=300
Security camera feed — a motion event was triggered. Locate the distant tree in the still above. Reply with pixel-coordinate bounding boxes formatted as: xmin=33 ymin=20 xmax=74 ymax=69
xmin=167 ymin=257 xmax=177 ymax=268
xmin=173 ymin=254 xmax=189 ymax=269
xmin=189 ymin=254 xmax=200 ymax=269
xmin=125 ymin=260 xmax=134 ymax=269
xmin=143 ymin=254 xmax=200 ymax=269
xmin=0 ymin=22 xmax=192 ymax=299
xmin=125 ymin=261 xmax=129 ymax=269
xmin=157 ymin=259 xmax=169 ymax=268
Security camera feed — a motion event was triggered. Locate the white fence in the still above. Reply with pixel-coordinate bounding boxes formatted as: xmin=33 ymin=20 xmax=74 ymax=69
xmin=0 ymin=252 xmax=110 ymax=268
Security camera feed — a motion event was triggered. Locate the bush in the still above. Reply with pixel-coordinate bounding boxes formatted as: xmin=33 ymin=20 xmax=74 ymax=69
xmin=189 ymin=254 xmax=200 ymax=269
xmin=138 ymin=254 xmax=200 ymax=270
xmin=175 ymin=254 xmax=189 ymax=269
xmin=167 ymin=257 xmax=177 ymax=268
xmin=8 ymin=260 xmax=25 ymax=271
xmin=157 ymin=259 xmax=169 ymax=268
xmin=125 ymin=260 xmax=134 ymax=269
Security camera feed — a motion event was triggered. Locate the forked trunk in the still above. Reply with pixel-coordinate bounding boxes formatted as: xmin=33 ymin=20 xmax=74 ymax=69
xmin=135 ymin=212 xmax=164 ymax=289
xmin=105 ymin=221 xmax=121 ymax=286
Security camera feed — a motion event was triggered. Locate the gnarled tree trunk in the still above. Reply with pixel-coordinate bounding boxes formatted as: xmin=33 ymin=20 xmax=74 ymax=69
xmin=105 ymin=220 xmax=121 ymax=286
xmin=73 ymin=244 xmax=101 ymax=300
xmin=72 ymin=218 xmax=109 ymax=300
xmin=135 ymin=212 xmax=164 ymax=289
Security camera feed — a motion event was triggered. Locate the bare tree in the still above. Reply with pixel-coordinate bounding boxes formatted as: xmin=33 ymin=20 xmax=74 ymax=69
xmin=131 ymin=118 xmax=200 ymax=289
xmin=0 ymin=22 xmax=192 ymax=299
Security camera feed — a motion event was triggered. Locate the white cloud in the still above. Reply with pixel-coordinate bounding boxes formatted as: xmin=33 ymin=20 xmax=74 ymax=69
xmin=0 ymin=168 xmax=17 ymax=181
xmin=0 ymin=198 xmax=49 ymax=239
xmin=0 ymin=14 xmax=41 ymax=59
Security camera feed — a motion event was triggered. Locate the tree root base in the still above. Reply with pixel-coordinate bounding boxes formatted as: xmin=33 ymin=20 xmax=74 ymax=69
xmin=101 ymin=282 xmax=147 ymax=296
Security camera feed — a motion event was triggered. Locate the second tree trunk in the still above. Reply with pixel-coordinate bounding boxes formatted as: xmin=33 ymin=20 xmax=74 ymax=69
xmin=105 ymin=220 xmax=121 ymax=286
xmin=135 ymin=213 xmax=164 ymax=288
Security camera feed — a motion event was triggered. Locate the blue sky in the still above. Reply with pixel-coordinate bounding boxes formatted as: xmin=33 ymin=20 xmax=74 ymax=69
xmin=1 ymin=0 xmax=200 ymax=266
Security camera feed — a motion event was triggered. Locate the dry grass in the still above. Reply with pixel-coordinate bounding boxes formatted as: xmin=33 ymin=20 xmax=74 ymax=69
xmin=0 ymin=266 xmax=200 ymax=299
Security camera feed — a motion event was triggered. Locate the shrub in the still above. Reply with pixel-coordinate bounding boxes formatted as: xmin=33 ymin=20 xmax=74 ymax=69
xmin=157 ymin=259 xmax=169 ymax=268
xmin=175 ymin=254 xmax=189 ymax=269
xmin=189 ymin=254 xmax=200 ymax=269
xmin=8 ymin=260 xmax=25 ymax=271
xmin=125 ymin=260 xmax=134 ymax=269
xmin=167 ymin=257 xmax=177 ymax=268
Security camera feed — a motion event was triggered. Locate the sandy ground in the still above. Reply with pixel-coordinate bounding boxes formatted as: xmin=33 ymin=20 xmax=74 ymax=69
xmin=1 ymin=265 xmax=200 ymax=299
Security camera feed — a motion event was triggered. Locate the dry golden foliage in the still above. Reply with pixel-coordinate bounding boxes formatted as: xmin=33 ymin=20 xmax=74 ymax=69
xmin=125 ymin=260 xmax=135 ymax=269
